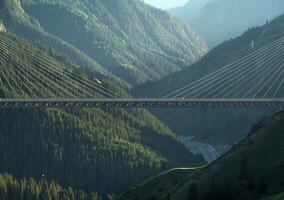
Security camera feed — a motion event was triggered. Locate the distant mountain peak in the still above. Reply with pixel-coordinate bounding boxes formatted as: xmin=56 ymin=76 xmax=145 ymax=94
xmin=171 ymin=0 xmax=284 ymax=48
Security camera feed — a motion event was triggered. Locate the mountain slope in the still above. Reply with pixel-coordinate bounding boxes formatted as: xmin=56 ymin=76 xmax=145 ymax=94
xmin=0 ymin=0 xmax=207 ymax=86
xmin=133 ymin=13 xmax=284 ymax=145
xmin=171 ymin=0 xmax=284 ymax=47
xmin=119 ymin=110 xmax=284 ymax=200
xmin=0 ymin=32 xmax=205 ymax=197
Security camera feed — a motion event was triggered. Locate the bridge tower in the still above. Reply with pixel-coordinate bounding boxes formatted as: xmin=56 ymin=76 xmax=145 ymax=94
xmin=0 ymin=22 xmax=6 ymax=32
xmin=251 ymin=40 xmax=255 ymax=49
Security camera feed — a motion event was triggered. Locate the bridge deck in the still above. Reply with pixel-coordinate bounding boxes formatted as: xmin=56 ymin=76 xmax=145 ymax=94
xmin=0 ymin=98 xmax=284 ymax=108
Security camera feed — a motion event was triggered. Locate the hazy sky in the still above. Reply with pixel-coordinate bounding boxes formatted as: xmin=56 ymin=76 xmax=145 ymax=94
xmin=143 ymin=0 xmax=188 ymax=9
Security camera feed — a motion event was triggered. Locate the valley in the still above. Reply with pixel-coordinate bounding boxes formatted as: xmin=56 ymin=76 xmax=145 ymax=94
xmin=0 ymin=0 xmax=284 ymax=199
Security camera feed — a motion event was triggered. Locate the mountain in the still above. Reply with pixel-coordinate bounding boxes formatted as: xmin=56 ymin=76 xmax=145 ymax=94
xmin=119 ymin=110 xmax=284 ymax=200
xmin=170 ymin=0 xmax=284 ymax=48
xmin=0 ymin=32 xmax=205 ymax=198
xmin=170 ymin=0 xmax=212 ymax=23
xmin=133 ymin=13 xmax=284 ymax=145
xmin=0 ymin=0 xmax=207 ymax=87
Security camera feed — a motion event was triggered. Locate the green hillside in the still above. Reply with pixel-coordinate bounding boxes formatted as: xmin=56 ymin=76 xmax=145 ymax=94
xmin=133 ymin=13 xmax=284 ymax=145
xmin=0 ymin=0 xmax=207 ymax=86
xmin=0 ymin=32 xmax=205 ymax=198
xmin=120 ymin=110 xmax=284 ymax=200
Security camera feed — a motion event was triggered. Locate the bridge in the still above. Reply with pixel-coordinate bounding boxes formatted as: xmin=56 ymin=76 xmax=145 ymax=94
xmin=1 ymin=33 xmax=284 ymax=108
xmin=1 ymin=98 xmax=284 ymax=108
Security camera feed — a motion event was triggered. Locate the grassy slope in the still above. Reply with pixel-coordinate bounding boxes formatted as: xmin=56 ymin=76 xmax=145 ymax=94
xmin=120 ymin=111 xmax=284 ymax=199
xmin=117 ymin=168 xmax=200 ymax=200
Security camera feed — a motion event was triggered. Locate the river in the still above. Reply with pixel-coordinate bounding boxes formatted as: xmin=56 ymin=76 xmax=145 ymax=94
xmin=178 ymin=136 xmax=231 ymax=164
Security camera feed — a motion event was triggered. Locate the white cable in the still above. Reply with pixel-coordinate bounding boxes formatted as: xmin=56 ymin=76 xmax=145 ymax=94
xmin=0 ymin=46 xmax=74 ymax=98
xmin=228 ymin=54 xmax=283 ymax=98
xmin=243 ymin=55 xmax=284 ymax=98
xmin=173 ymin=39 xmax=284 ymax=98
xmin=182 ymin=41 xmax=284 ymax=98
xmin=0 ymin=42 xmax=91 ymax=98
xmin=263 ymin=62 xmax=284 ymax=98
xmin=0 ymin=35 xmax=121 ymax=98
xmin=203 ymin=46 xmax=284 ymax=98
xmin=164 ymin=37 xmax=284 ymax=98
xmin=273 ymin=73 xmax=284 ymax=98
xmin=255 ymin=59 xmax=284 ymax=98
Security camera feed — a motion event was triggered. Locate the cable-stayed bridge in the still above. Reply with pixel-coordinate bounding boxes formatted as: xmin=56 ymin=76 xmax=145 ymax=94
xmin=1 ymin=34 xmax=284 ymax=108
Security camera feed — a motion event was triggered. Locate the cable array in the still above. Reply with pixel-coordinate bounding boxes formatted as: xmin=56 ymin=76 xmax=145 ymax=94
xmin=1 ymin=33 xmax=284 ymax=101
xmin=164 ymin=37 xmax=284 ymax=99
xmin=0 ymin=34 xmax=121 ymax=99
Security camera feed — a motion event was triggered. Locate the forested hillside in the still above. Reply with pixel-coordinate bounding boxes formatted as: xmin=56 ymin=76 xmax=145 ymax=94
xmin=0 ymin=173 xmax=101 ymax=200
xmin=0 ymin=32 xmax=205 ymax=198
xmin=171 ymin=0 xmax=284 ymax=47
xmin=133 ymin=14 xmax=284 ymax=145
xmin=0 ymin=0 xmax=207 ymax=87
xmin=120 ymin=111 xmax=284 ymax=200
